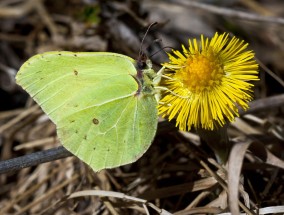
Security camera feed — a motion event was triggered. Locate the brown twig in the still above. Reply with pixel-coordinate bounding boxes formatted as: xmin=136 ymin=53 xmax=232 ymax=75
xmin=257 ymin=57 xmax=284 ymax=88
xmin=0 ymin=146 xmax=71 ymax=174
xmin=0 ymin=0 xmax=37 ymax=17
xmin=239 ymin=94 xmax=284 ymax=115
xmin=170 ymin=0 xmax=284 ymax=25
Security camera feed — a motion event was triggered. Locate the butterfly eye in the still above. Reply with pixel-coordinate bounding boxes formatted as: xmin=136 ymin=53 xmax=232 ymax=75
xmin=137 ymin=61 xmax=146 ymax=70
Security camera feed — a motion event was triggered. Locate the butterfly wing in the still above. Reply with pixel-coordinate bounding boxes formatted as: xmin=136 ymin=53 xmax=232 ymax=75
xmin=16 ymin=51 xmax=158 ymax=171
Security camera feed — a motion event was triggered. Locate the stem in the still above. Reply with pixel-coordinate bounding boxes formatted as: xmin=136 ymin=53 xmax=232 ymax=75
xmin=197 ymin=125 xmax=230 ymax=164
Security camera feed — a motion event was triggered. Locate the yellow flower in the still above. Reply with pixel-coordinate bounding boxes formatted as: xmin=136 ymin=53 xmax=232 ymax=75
xmin=158 ymin=32 xmax=259 ymax=131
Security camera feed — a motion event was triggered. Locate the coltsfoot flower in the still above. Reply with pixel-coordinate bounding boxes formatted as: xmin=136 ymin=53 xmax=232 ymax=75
xmin=158 ymin=32 xmax=259 ymax=131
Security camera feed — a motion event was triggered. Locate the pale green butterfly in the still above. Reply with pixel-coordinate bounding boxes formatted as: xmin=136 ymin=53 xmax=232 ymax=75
xmin=16 ymin=51 xmax=163 ymax=171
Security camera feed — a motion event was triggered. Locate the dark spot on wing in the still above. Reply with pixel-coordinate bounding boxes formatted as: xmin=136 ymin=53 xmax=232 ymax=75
xmin=58 ymin=53 xmax=62 ymax=56
xmin=92 ymin=118 xmax=99 ymax=125
xmin=107 ymin=148 xmax=110 ymax=152
xmin=74 ymin=70 xmax=78 ymax=76
xmin=74 ymin=54 xmax=78 ymax=57
xmin=70 ymin=119 xmax=75 ymax=123
xmin=74 ymin=104 xmax=78 ymax=108
xmin=75 ymin=130 xmax=78 ymax=134
xmin=93 ymin=147 xmax=96 ymax=150
xmin=84 ymin=135 xmax=87 ymax=140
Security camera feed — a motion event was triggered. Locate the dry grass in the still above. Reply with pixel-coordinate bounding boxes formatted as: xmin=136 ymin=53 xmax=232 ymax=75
xmin=0 ymin=0 xmax=284 ymax=214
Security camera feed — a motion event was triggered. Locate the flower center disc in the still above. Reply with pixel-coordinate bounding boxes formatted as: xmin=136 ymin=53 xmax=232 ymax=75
xmin=178 ymin=52 xmax=224 ymax=93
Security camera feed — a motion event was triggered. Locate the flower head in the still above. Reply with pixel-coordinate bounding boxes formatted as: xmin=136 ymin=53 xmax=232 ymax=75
xmin=158 ymin=32 xmax=259 ymax=131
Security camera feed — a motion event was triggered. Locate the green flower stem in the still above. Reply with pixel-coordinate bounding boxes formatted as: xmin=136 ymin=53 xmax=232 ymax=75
xmin=197 ymin=125 xmax=230 ymax=164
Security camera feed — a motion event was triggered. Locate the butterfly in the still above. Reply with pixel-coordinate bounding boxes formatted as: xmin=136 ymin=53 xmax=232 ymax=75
xmin=16 ymin=50 xmax=162 ymax=171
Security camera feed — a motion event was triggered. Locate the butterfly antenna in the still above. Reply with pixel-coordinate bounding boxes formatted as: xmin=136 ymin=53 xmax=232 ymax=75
xmin=149 ymin=46 xmax=174 ymax=58
xmin=139 ymin=22 xmax=158 ymax=58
